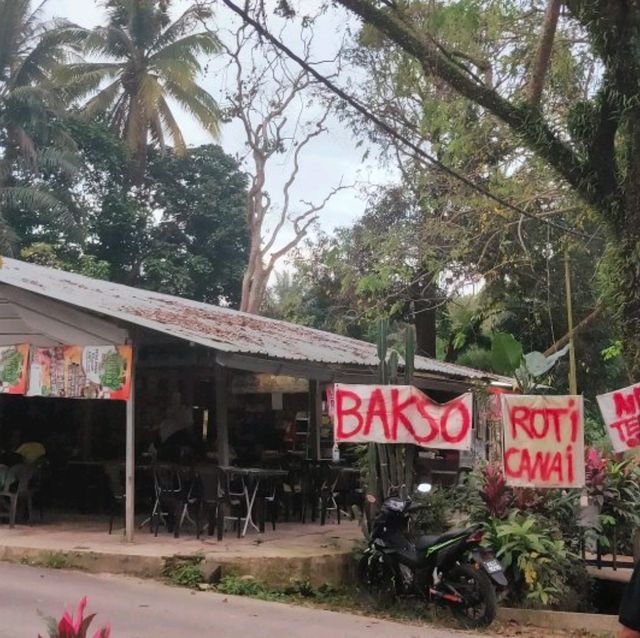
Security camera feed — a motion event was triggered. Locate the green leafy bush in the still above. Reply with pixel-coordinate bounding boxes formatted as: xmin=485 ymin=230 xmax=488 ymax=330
xmin=412 ymin=487 xmax=451 ymax=533
xmin=483 ymin=511 xmax=580 ymax=608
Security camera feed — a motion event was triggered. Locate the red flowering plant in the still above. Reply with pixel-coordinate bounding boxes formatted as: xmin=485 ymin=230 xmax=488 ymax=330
xmin=583 ymin=447 xmax=640 ymax=553
xmin=480 ymin=463 xmax=512 ymax=519
xmin=40 ymin=597 xmax=110 ymax=638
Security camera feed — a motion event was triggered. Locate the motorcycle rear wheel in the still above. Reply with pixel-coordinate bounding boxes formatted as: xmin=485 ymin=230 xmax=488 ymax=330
xmin=356 ymin=552 xmax=397 ymax=609
xmin=447 ymin=564 xmax=497 ymax=628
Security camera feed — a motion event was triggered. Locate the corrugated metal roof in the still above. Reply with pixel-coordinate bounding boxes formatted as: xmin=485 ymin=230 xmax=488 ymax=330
xmin=0 ymin=257 xmax=510 ymax=384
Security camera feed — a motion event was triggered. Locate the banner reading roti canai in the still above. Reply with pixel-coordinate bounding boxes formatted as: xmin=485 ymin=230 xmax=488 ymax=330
xmin=334 ymin=384 xmax=473 ymax=450
xmin=501 ymin=394 xmax=585 ymax=488
xmin=28 ymin=345 xmax=132 ymax=400
xmin=0 ymin=344 xmax=29 ymax=395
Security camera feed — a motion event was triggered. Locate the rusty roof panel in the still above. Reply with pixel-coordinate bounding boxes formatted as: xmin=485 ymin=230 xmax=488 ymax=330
xmin=0 ymin=257 xmax=510 ymax=383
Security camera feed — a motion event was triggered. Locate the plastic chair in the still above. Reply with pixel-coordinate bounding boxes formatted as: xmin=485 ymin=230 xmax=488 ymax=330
xmin=173 ymin=467 xmax=203 ymax=539
xmin=198 ymin=469 xmax=224 ymax=540
xmin=104 ymin=464 xmax=125 ymax=535
xmin=0 ymin=463 xmax=35 ymax=528
xmin=320 ymin=467 xmax=362 ymax=525
xmin=257 ymin=475 xmax=282 ymax=533
xmin=151 ymin=466 xmax=182 ymax=536
xmin=218 ymin=468 xmax=246 ymax=538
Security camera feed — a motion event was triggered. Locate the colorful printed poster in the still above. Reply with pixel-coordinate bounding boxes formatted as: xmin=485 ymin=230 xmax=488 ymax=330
xmin=334 ymin=384 xmax=473 ymax=450
xmin=501 ymin=394 xmax=585 ymax=488
xmin=0 ymin=344 xmax=29 ymax=394
xmin=28 ymin=345 xmax=132 ymax=400
xmin=597 ymin=382 xmax=640 ymax=452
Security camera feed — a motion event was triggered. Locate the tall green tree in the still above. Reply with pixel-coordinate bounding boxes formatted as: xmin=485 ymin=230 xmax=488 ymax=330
xmin=329 ymin=0 xmax=640 ymax=378
xmin=0 ymin=0 xmax=82 ymax=240
xmin=65 ymin=0 xmax=221 ymax=184
xmin=143 ymin=144 xmax=249 ymax=305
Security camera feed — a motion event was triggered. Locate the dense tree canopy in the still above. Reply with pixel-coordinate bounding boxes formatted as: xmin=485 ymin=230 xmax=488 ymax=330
xmin=324 ymin=0 xmax=640 ymax=377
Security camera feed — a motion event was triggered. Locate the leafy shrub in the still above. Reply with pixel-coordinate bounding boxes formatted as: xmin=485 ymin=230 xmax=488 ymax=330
xmin=483 ymin=512 xmax=573 ymax=607
xmin=586 ymin=448 xmax=640 ymax=554
xmin=166 ymin=563 xmax=203 ymax=588
xmin=412 ymin=487 xmax=451 ymax=533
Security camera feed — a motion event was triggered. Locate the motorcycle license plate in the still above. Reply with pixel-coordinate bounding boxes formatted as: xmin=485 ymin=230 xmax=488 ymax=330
xmin=483 ymin=559 xmax=502 ymax=574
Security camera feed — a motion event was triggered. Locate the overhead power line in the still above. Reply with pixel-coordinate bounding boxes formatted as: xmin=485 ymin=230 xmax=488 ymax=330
xmin=218 ymin=0 xmax=594 ymax=240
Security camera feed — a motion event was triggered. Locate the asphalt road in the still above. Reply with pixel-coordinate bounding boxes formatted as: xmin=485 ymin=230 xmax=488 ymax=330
xmin=0 ymin=562 xmax=486 ymax=638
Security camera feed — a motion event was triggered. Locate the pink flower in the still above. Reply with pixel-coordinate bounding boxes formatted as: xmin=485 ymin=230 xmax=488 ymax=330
xmin=46 ymin=597 xmax=109 ymax=638
xmin=93 ymin=625 xmax=111 ymax=638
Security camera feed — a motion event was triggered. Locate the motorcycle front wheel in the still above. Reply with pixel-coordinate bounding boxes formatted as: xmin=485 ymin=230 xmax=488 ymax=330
xmin=446 ymin=564 xmax=497 ymax=628
xmin=356 ymin=552 xmax=397 ymax=609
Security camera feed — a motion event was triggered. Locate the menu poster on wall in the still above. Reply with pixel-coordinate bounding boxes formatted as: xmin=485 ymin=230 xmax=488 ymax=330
xmin=0 ymin=344 xmax=30 ymax=394
xmin=28 ymin=345 xmax=133 ymax=400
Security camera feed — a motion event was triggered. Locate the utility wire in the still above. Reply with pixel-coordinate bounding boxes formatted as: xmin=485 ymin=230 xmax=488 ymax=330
xmin=218 ymin=0 xmax=595 ymax=240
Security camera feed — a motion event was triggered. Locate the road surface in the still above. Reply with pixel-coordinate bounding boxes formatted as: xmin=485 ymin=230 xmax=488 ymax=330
xmin=0 ymin=562 xmax=485 ymax=638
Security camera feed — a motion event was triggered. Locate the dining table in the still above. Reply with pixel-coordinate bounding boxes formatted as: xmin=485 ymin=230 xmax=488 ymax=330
xmin=219 ymin=466 xmax=289 ymax=537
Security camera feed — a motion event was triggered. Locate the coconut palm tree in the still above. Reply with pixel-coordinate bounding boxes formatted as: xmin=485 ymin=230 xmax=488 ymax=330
xmin=0 ymin=0 xmax=82 ymax=233
xmin=64 ymin=0 xmax=221 ymax=185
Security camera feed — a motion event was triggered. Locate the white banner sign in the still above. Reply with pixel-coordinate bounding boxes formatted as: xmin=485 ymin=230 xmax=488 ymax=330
xmin=502 ymin=394 xmax=585 ymax=488
xmin=597 ymin=382 xmax=640 ymax=452
xmin=334 ymin=384 xmax=473 ymax=450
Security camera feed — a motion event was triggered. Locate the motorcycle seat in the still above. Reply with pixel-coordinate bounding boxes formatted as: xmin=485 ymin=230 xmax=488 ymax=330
xmin=414 ymin=528 xmax=472 ymax=550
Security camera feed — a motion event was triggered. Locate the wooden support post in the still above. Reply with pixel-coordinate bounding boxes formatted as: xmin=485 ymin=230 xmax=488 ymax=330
xmin=565 ymin=250 xmax=578 ymax=395
xmin=309 ymin=380 xmax=322 ymax=460
xmin=215 ymin=364 xmax=230 ymax=466
xmin=125 ymin=344 xmax=136 ymax=543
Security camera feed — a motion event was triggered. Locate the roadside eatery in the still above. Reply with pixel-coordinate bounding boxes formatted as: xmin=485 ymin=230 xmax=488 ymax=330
xmin=0 ymin=257 xmax=511 ymax=542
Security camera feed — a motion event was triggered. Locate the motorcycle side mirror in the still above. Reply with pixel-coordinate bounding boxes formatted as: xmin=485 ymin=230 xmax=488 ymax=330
xmin=416 ymin=482 xmax=432 ymax=494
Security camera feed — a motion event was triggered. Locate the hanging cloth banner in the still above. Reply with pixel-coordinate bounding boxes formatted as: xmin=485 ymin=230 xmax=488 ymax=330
xmin=0 ymin=344 xmax=30 ymax=395
xmin=28 ymin=345 xmax=133 ymax=400
xmin=333 ymin=384 xmax=473 ymax=450
xmin=596 ymin=382 xmax=640 ymax=452
xmin=501 ymin=394 xmax=585 ymax=488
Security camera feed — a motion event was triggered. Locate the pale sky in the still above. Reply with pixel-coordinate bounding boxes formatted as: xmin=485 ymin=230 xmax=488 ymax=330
xmin=45 ymin=0 xmax=394 ymax=258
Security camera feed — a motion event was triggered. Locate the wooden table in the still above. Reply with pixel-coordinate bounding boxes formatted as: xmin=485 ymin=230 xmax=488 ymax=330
xmin=219 ymin=466 xmax=289 ymax=536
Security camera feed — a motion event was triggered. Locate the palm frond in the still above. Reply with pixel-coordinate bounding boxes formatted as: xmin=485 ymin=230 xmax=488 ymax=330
xmin=81 ymin=78 xmax=123 ymax=118
xmin=137 ymin=73 xmax=163 ymax=114
xmin=12 ymin=23 xmax=91 ymax=89
xmin=148 ymin=5 xmax=214 ymax=54
xmin=163 ymin=79 xmax=220 ymax=137
xmin=58 ymin=62 xmax=122 ymax=102
xmin=149 ymin=110 xmax=165 ymax=150
xmin=108 ymin=93 xmax=130 ymax=135
xmin=152 ymin=56 xmax=200 ymax=85
xmin=0 ymin=185 xmax=62 ymax=213
xmin=0 ymin=0 xmax=30 ymax=72
xmin=78 ymin=26 xmax=133 ymax=60
xmin=150 ymin=32 xmax=220 ymax=69
xmin=37 ymin=147 xmax=80 ymax=177
xmin=157 ymin=95 xmax=186 ymax=154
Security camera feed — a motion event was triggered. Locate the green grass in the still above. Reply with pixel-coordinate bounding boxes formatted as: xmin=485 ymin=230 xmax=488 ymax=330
xmin=19 ymin=552 xmax=69 ymax=570
xmin=162 ymin=555 xmax=204 ymax=589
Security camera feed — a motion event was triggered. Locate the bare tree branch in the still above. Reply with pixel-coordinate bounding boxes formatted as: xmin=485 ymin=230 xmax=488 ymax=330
xmin=526 ymin=0 xmax=562 ymax=106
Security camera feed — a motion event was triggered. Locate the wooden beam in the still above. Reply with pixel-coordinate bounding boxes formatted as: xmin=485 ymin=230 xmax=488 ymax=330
xmin=215 ymin=364 xmax=230 ymax=466
xmin=309 ymin=380 xmax=322 ymax=460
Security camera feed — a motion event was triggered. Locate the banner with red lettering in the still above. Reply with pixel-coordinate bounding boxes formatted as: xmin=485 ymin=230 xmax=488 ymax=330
xmin=502 ymin=394 xmax=584 ymax=488
xmin=334 ymin=384 xmax=473 ymax=450
xmin=597 ymin=383 xmax=640 ymax=452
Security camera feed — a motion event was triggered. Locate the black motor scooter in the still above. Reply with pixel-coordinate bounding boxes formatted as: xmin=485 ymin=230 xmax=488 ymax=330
xmin=357 ymin=484 xmax=507 ymax=628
